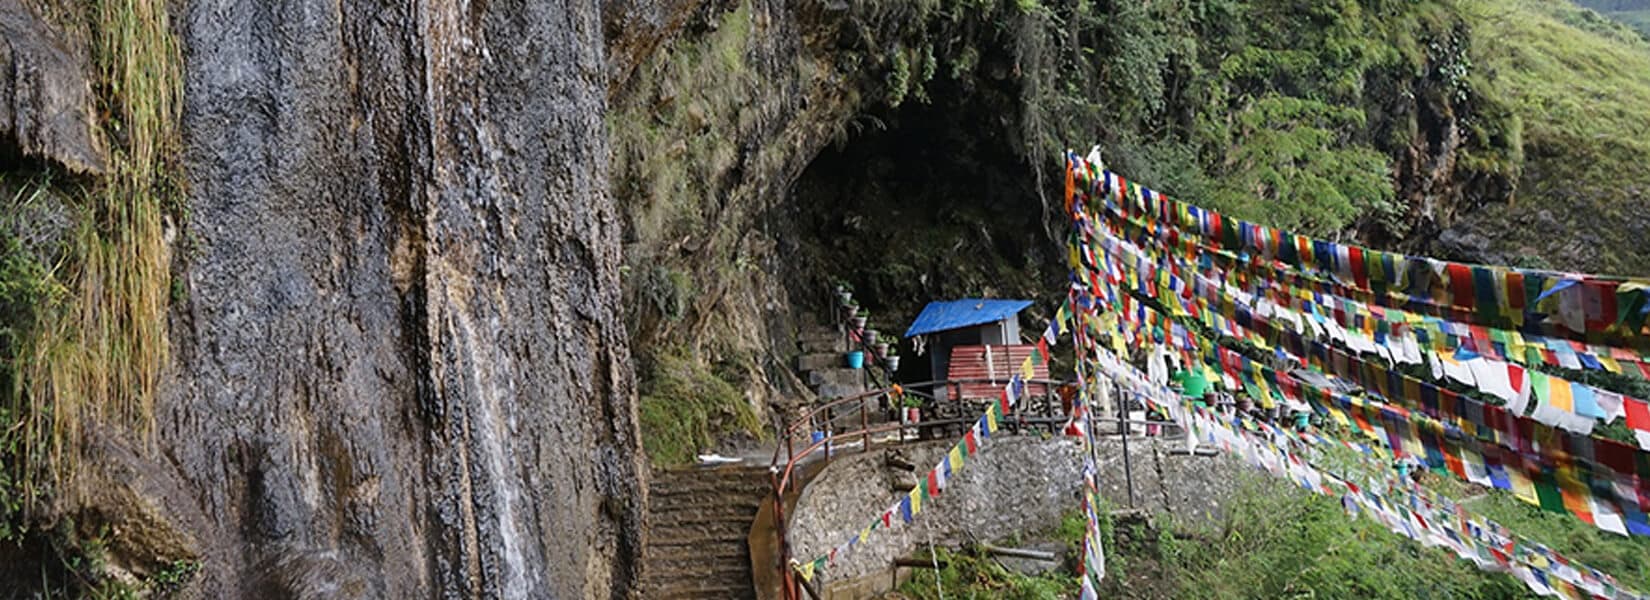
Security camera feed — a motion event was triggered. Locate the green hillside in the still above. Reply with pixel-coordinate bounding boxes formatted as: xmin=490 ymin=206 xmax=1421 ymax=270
xmin=1444 ymin=0 xmax=1650 ymax=275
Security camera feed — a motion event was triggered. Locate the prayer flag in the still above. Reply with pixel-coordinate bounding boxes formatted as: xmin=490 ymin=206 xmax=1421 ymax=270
xmin=1624 ymin=397 xmax=1650 ymax=449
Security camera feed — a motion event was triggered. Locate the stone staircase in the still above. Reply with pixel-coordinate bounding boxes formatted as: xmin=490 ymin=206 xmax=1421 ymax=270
xmin=795 ymin=327 xmax=867 ymax=400
xmin=642 ymin=466 xmax=772 ymax=599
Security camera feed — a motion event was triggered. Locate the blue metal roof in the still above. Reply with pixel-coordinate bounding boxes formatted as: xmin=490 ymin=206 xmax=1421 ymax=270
xmin=903 ymin=299 xmax=1032 ymax=338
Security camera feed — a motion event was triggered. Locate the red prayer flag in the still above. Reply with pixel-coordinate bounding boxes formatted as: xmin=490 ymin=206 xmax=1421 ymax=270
xmin=1626 ymin=397 xmax=1650 ymax=434
xmin=1508 ymin=363 xmax=1527 ymax=397
xmin=1444 ymin=444 xmax=1467 ymax=480
xmin=1350 ymin=246 xmax=1369 ymax=289
xmin=1447 ymin=263 xmax=1475 ymax=310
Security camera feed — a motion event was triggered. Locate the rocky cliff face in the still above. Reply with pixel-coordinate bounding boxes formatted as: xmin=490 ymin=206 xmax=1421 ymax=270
xmin=163 ymin=0 xmax=645 ymax=596
xmin=2 ymin=0 xmax=644 ymax=597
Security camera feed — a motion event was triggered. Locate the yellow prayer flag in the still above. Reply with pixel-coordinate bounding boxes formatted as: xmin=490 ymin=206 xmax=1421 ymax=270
xmin=1329 ymin=407 xmax=1352 ymax=429
xmin=949 ymin=445 xmax=965 ymax=471
xmin=1510 ymin=467 xmax=1539 ymax=506
xmin=909 ymin=487 xmax=923 ymax=514
xmin=1550 ymin=379 xmax=1574 ymax=413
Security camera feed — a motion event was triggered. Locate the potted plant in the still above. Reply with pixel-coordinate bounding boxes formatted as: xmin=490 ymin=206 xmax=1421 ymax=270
xmin=851 ymin=308 xmax=868 ymax=330
xmin=836 ymin=282 xmax=853 ymax=306
xmin=845 ymin=349 xmax=865 ymax=369
xmin=872 ymin=331 xmax=889 ymax=358
xmin=884 ymin=345 xmax=901 ymax=372
xmin=900 ymin=393 xmax=923 ymax=425
xmin=863 ymin=328 xmax=880 ymax=349
xmin=843 ymin=298 xmax=859 ymax=320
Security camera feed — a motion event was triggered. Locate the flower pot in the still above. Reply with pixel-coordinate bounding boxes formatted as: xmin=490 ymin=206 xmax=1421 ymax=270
xmin=904 ymin=407 xmax=921 ymax=424
xmin=851 ymin=316 xmax=867 ymax=329
xmin=885 ymin=356 xmax=901 ymax=371
xmin=845 ymin=351 xmax=865 ymax=369
xmin=837 ymin=291 xmax=853 ymax=305
xmin=874 ymin=343 xmax=890 ymax=357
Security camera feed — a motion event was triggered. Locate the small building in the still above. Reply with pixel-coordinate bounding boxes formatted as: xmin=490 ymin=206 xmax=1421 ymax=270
xmin=903 ymin=299 xmax=1048 ymax=401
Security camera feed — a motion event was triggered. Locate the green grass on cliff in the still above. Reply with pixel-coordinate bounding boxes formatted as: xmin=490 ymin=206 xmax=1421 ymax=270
xmin=1441 ymin=0 xmax=1650 ymax=274
xmin=636 ymin=348 xmax=764 ymax=466
xmin=1470 ymin=0 xmax=1650 ymax=187
xmin=3 ymin=0 xmax=182 ymax=506
xmin=1 ymin=0 xmax=183 ymax=594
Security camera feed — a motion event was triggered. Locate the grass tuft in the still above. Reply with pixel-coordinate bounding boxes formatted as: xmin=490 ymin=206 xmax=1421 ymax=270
xmin=2 ymin=0 xmax=182 ymax=519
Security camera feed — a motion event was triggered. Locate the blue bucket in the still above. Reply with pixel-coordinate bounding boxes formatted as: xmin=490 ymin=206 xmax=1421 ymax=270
xmin=846 ymin=351 xmax=865 ymax=369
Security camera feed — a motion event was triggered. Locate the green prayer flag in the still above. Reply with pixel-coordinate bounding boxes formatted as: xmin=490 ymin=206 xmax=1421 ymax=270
xmin=1529 ymin=371 xmax=1551 ymax=408
xmin=1535 ymin=472 xmax=1567 ymax=513
xmin=1526 ymin=345 xmax=1546 ymax=366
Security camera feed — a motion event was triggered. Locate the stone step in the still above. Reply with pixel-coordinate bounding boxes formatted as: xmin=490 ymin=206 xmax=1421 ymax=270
xmin=646 ymin=468 xmax=768 ymax=491
xmin=646 ymin=539 xmax=749 ymax=563
xmin=643 ymin=574 xmax=755 ymax=600
xmin=643 ymin=563 xmax=748 ymax=584
xmin=644 ymin=564 xmax=752 ymax=585
xmin=642 ymin=588 xmax=753 ymax=600
xmin=795 ymin=352 xmax=843 ymax=372
xmin=649 ymin=496 xmax=766 ymax=515
xmin=642 ymin=462 xmax=768 ymax=600
xmin=644 ymin=556 xmax=752 ymax=582
xmin=648 ymin=528 xmax=755 ymax=548
xmin=815 ymin=383 xmax=866 ymax=399
xmin=798 ymin=330 xmax=845 ymax=354
xmin=651 ymin=508 xmax=759 ymax=529
xmin=648 ymin=477 xmax=770 ymax=500
xmin=807 ymin=368 xmax=864 ymax=388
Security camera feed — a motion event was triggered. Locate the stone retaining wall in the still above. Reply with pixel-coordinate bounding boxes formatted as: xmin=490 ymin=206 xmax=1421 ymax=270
xmin=785 ymin=432 xmax=1259 ymax=594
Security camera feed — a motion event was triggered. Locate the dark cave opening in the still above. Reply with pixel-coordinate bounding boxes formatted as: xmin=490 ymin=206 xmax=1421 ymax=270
xmin=776 ymin=73 xmax=1068 ymax=378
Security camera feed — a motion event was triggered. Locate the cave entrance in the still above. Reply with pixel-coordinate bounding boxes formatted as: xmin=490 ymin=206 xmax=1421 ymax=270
xmin=780 ymin=74 xmax=1065 ymax=382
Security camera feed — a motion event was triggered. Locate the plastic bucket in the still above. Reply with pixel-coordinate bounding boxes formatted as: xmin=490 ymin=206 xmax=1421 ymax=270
xmin=846 ymin=351 xmax=865 ymax=369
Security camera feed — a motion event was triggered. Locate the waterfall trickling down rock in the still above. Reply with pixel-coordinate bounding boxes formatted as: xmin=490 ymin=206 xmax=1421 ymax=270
xmin=152 ymin=0 xmax=645 ymax=596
